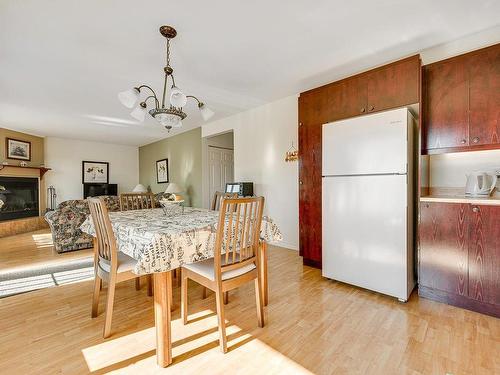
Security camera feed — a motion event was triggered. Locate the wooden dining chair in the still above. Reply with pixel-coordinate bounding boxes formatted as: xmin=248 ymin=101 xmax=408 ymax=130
xmin=181 ymin=196 xmax=265 ymax=353
xmin=119 ymin=192 xmax=155 ymax=211
xmin=203 ymin=191 xmax=239 ymax=300
xmin=89 ymin=197 xmax=144 ymax=338
xmin=211 ymin=191 xmax=238 ymax=211
xmin=119 ymin=192 xmax=155 ymax=295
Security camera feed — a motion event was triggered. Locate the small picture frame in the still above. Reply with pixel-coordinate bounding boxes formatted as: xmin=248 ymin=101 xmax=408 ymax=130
xmin=6 ymin=138 xmax=31 ymax=161
xmin=82 ymin=161 xmax=109 ymax=184
xmin=156 ymin=158 xmax=169 ymax=184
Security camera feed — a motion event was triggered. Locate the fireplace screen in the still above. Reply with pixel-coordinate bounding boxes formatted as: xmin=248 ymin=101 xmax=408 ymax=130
xmin=0 ymin=177 xmax=39 ymax=221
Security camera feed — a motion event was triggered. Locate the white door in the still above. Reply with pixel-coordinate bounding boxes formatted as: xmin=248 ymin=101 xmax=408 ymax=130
xmin=322 ymin=108 xmax=408 ymax=176
xmin=209 ymin=147 xmax=234 ymax=201
xmin=322 ymin=174 xmax=410 ymax=300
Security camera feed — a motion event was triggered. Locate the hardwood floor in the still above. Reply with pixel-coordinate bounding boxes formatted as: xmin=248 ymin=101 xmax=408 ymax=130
xmin=0 ymin=230 xmax=499 ymax=374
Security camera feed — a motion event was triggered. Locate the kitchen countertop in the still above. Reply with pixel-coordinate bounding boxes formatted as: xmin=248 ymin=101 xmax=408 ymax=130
xmin=420 ymin=194 xmax=500 ymax=206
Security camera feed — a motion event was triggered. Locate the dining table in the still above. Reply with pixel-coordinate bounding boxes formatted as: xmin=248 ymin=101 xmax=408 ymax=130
xmin=80 ymin=206 xmax=282 ymax=367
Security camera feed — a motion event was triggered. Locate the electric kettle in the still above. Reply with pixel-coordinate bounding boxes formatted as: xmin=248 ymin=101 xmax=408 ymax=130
xmin=465 ymin=171 xmax=497 ymax=196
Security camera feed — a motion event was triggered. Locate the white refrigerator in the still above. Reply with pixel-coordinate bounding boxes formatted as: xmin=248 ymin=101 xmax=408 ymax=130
xmin=322 ymin=108 xmax=415 ymax=301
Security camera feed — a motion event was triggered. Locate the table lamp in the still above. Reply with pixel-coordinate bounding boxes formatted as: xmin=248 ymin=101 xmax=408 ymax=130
xmin=165 ymin=182 xmax=183 ymax=201
xmin=132 ymin=184 xmax=148 ymax=193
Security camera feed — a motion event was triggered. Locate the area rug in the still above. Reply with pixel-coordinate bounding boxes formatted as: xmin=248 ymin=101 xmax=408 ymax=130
xmin=0 ymin=258 xmax=94 ymax=298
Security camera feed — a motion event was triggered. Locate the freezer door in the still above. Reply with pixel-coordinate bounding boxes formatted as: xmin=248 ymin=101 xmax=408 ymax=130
xmin=322 ymin=174 xmax=410 ymax=300
xmin=322 ymin=108 xmax=408 ymax=176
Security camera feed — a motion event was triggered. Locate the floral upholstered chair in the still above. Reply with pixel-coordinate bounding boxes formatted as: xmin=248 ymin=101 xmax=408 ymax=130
xmin=45 ymin=196 xmax=120 ymax=253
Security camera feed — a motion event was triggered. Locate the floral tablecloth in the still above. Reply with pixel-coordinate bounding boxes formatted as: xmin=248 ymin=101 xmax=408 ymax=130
xmin=80 ymin=207 xmax=282 ymax=275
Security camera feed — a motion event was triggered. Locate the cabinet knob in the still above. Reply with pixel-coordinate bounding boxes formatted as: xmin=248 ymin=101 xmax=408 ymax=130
xmin=299 ymin=180 xmax=303 ymax=185
xmin=472 ymin=206 xmax=479 ymax=213
xmin=369 ymin=106 xmax=375 ymax=111
xmin=460 ymin=139 xmax=466 ymax=144
xmin=299 ymin=122 xmax=303 ymax=127
xmin=472 ymin=137 xmax=480 ymax=144
xmin=360 ymin=108 xmax=366 ymax=113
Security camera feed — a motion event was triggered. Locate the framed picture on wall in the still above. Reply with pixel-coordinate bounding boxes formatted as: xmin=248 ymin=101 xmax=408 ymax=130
xmin=82 ymin=161 xmax=109 ymax=183
xmin=6 ymin=138 xmax=31 ymax=161
xmin=156 ymin=158 xmax=169 ymax=183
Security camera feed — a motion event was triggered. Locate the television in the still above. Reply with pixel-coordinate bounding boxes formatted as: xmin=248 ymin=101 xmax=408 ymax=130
xmin=83 ymin=183 xmax=117 ymax=199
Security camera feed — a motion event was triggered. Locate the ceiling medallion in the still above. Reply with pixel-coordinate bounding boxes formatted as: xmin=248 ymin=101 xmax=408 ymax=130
xmin=118 ymin=25 xmax=214 ymax=131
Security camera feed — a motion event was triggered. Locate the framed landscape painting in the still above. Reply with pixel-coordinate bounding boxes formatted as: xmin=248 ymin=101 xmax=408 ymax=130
xmin=82 ymin=161 xmax=109 ymax=183
xmin=156 ymin=158 xmax=169 ymax=183
xmin=6 ymin=138 xmax=31 ymax=161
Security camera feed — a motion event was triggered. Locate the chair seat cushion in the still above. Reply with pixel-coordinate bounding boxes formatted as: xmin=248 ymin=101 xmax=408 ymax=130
xmin=100 ymin=252 xmax=136 ymax=273
xmin=183 ymin=257 xmax=256 ymax=281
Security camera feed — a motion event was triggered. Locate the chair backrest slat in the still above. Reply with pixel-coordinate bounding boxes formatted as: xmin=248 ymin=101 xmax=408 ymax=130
xmin=120 ymin=192 xmax=155 ymax=211
xmin=211 ymin=191 xmax=238 ymax=211
xmin=214 ymin=196 xmax=264 ymax=280
xmin=88 ymin=197 xmax=118 ymax=273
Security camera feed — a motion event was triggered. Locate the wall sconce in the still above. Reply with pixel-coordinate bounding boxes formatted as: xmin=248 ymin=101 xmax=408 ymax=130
xmin=285 ymin=142 xmax=298 ymax=162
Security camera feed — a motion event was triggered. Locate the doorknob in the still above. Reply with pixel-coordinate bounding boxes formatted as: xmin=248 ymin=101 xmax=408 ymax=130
xmin=299 ymin=180 xmax=303 ymax=185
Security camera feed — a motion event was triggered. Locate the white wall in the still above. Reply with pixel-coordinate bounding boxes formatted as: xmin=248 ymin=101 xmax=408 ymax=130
xmin=429 ymin=150 xmax=500 ymax=191
xmin=202 ymin=95 xmax=299 ymax=250
xmin=45 ymin=137 xmax=139 ymax=204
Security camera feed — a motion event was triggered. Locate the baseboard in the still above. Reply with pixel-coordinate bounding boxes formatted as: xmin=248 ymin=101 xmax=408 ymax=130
xmin=418 ymin=285 xmax=499 ymax=318
xmin=269 ymin=240 xmax=298 ymax=251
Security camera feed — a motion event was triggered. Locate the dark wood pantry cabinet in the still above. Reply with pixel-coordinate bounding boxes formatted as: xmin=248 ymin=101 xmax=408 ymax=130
xmin=419 ymin=201 xmax=500 ymax=317
xmin=422 ymin=43 xmax=500 ymax=154
xmin=298 ymin=55 xmax=421 ymax=267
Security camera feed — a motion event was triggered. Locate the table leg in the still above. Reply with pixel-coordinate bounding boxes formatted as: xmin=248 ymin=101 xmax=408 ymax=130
xmin=260 ymin=241 xmax=269 ymax=306
xmin=154 ymin=271 xmax=172 ymax=367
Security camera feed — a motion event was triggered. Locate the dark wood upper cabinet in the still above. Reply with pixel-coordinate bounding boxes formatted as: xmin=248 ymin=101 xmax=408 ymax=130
xmin=468 ymin=46 xmax=500 ymax=147
xmin=423 ymin=43 xmax=500 ymax=154
xmin=468 ymin=205 xmax=500 ymax=306
xmin=328 ymin=76 xmax=368 ymax=121
xmin=423 ymin=57 xmax=469 ymax=150
xmin=367 ymin=56 xmax=420 ymax=114
xmin=419 ymin=202 xmax=468 ymax=296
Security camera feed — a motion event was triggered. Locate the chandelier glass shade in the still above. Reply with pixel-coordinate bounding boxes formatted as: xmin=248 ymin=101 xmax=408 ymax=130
xmin=118 ymin=25 xmax=214 ymax=130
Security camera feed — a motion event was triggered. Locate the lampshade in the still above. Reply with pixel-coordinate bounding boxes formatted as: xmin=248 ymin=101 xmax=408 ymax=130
xmin=130 ymin=104 xmax=146 ymax=122
xmin=132 ymin=184 xmax=147 ymax=193
xmin=199 ymin=103 xmax=215 ymax=121
xmin=165 ymin=182 xmax=182 ymax=194
xmin=170 ymin=86 xmax=187 ymax=108
xmin=118 ymin=88 xmax=140 ymax=109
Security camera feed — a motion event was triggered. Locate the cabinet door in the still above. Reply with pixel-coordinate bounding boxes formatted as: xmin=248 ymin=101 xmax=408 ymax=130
xmin=366 ymin=56 xmax=420 ymax=113
xmin=327 ymin=76 xmax=367 ymax=121
xmin=419 ymin=202 xmax=468 ymax=295
xmin=468 ymin=205 xmax=500 ymax=305
xmin=468 ymin=45 xmax=500 ymax=147
xmin=423 ymin=58 xmax=469 ymax=150
xmin=298 ymin=120 xmax=322 ymax=267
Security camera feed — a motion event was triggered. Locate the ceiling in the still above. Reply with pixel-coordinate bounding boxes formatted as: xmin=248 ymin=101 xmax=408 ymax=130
xmin=1 ymin=1 xmax=499 ymax=146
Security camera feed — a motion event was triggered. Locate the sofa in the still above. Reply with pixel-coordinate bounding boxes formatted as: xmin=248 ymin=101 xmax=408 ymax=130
xmin=45 ymin=193 xmax=169 ymax=253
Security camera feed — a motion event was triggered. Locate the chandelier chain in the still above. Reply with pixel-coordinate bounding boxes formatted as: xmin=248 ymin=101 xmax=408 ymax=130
xmin=166 ymin=38 xmax=171 ymax=68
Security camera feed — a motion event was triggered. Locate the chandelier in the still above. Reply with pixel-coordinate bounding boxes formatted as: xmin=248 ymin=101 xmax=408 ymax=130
xmin=118 ymin=25 xmax=214 ymax=131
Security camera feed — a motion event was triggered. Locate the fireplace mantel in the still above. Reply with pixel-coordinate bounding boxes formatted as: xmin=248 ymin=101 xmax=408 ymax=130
xmin=0 ymin=165 xmax=51 ymax=178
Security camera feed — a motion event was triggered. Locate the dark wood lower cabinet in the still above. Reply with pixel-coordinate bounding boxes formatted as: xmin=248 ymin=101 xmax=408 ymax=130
xmin=419 ymin=202 xmax=500 ymax=317
xmin=468 ymin=205 xmax=500 ymax=306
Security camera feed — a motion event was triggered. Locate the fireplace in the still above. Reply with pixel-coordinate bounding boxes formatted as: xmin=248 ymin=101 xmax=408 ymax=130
xmin=0 ymin=176 xmax=39 ymax=221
